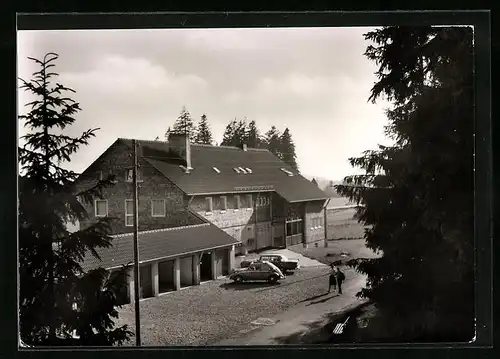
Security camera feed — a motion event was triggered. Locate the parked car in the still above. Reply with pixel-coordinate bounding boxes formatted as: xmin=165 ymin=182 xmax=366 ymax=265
xmin=240 ymin=253 xmax=300 ymax=273
xmin=229 ymin=261 xmax=285 ymax=284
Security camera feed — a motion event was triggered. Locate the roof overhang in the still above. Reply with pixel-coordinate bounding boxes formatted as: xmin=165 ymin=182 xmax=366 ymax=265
xmin=104 ymin=242 xmax=237 ymax=271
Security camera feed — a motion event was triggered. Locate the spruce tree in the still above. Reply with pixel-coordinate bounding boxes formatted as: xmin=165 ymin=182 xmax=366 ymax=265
xmin=220 ymin=119 xmax=238 ymax=146
xmin=336 ymin=26 xmax=474 ymax=341
xmin=264 ymin=126 xmax=282 ymax=158
xmin=234 ymin=119 xmax=247 ymax=148
xmin=18 ymin=53 xmax=132 ymax=346
xmin=279 ymin=127 xmax=299 ymax=171
xmin=172 ymin=106 xmax=196 ymax=140
xmin=194 ymin=114 xmax=214 ymax=145
xmin=246 ymin=120 xmax=263 ymax=148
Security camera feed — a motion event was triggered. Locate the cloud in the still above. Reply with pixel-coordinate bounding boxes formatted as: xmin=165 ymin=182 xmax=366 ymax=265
xmin=60 ymin=55 xmax=209 ymax=103
xmin=17 ymin=27 xmax=390 ymax=180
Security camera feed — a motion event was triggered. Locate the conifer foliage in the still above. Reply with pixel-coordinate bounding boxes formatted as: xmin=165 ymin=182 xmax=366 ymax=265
xmin=171 ymin=106 xmax=197 ymax=139
xmin=18 ymin=53 xmax=132 ymax=346
xmin=246 ymin=120 xmax=264 ymax=148
xmin=264 ymin=126 xmax=282 ymax=159
xmin=194 ymin=113 xmax=214 ymax=145
xmin=336 ymin=27 xmax=474 ymax=341
xmin=279 ymin=127 xmax=299 ymax=171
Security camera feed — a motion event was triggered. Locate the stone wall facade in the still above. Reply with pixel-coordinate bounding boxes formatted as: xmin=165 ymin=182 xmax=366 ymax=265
xmin=75 ymin=140 xmax=202 ymax=235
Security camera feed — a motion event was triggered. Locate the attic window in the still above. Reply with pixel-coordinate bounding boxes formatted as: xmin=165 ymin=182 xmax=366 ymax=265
xmin=280 ymin=168 xmax=294 ymax=176
xmin=244 ymin=167 xmax=252 ymax=173
xmin=233 ymin=167 xmax=241 ymax=174
xmin=213 ymin=167 xmax=221 ymax=173
xmin=238 ymin=167 xmax=247 ymax=174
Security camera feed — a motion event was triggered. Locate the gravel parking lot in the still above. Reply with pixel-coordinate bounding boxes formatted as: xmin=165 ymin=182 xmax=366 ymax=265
xmin=114 ymin=264 xmax=356 ymax=346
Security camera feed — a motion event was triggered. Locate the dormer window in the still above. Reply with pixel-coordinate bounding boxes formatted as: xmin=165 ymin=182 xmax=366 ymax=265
xmin=213 ymin=167 xmax=221 ymax=173
xmin=233 ymin=167 xmax=241 ymax=174
xmin=245 ymin=167 xmax=252 ymax=173
xmin=280 ymin=168 xmax=294 ymax=176
xmin=238 ymin=167 xmax=247 ymax=174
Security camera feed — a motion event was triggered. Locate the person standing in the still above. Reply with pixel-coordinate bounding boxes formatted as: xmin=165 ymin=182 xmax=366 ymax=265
xmin=328 ymin=264 xmax=337 ymax=293
xmin=335 ymin=266 xmax=346 ymax=294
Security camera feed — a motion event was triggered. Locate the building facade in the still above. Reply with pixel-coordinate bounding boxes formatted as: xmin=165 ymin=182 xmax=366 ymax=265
xmin=75 ymin=133 xmax=329 ymax=303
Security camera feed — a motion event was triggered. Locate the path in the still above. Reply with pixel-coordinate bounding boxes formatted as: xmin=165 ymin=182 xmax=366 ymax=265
xmin=214 ymin=271 xmax=367 ymax=345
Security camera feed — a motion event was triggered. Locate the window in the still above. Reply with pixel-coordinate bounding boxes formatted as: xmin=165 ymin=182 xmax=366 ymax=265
xmin=238 ymin=167 xmax=247 ymax=174
xmin=151 ymin=199 xmax=166 ymax=217
xmin=280 ymin=168 xmax=294 ymax=176
xmin=125 ymin=169 xmax=133 ymax=182
xmin=95 ymin=200 xmax=108 ymax=217
xmin=235 ymin=195 xmax=241 ymax=210
xmin=233 ymin=167 xmax=241 ymax=173
xmin=297 ymin=221 xmax=303 ymax=234
xmin=125 ymin=168 xmax=143 ymax=182
xmin=220 ymin=196 xmax=227 ymax=211
xmin=245 ymin=167 xmax=252 ymax=173
xmin=205 ymin=197 xmax=213 ymax=213
xmin=286 ymin=219 xmax=304 ymax=236
xmin=213 ymin=167 xmax=221 ymax=173
xmin=246 ymin=194 xmax=253 ymax=209
xmin=125 ymin=200 xmax=134 ymax=226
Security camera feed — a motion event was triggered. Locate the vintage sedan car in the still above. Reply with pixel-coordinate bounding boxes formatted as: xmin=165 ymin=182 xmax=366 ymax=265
xmin=240 ymin=253 xmax=300 ymax=273
xmin=229 ymin=261 xmax=285 ymax=284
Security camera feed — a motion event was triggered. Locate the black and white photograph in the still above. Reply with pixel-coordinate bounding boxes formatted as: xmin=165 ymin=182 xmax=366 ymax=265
xmin=16 ymin=13 xmax=490 ymax=348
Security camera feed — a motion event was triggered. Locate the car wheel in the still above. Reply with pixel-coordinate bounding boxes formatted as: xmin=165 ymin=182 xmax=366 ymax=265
xmin=268 ymin=275 xmax=278 ymax=284
xmin=233 ymin=275 xmax=243 ymax=283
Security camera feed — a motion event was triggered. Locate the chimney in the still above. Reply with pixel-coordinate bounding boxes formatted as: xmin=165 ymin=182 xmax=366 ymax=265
xmin=242 ymin=143 xmax=248 ymax=151
xmin=168 ymin=132 xmax=191 ymax=168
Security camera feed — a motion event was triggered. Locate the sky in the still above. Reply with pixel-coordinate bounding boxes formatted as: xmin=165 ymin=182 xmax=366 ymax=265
xmin=17 ymin=27 xmax=392 ymax=181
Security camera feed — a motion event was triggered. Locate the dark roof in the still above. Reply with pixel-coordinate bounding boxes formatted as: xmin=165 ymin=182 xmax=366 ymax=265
xmin=81 ymin=223 xmax=239 ymax=271
xmin=119 ymin=139 xmax=328 ymax=203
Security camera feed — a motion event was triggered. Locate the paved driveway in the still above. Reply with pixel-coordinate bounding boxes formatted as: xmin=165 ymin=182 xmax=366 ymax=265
xmin=115 ymin=254 xmax=330 ymax=346
xmin=215 ymin=271 xmax=367 ymax=345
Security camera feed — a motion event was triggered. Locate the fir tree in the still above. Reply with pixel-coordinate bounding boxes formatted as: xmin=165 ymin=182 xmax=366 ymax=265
xmin=194 ymin=114 xmax=214 ymax=145
xmin=336 ymin=27 xmax=474 ymax=341
xmin=220 ymin=119 xmax=238 ymax=146
xmin=234 ymin=118 xmax=247 ymax=148
xmin=264 ymin=126 xmax=282 ymax=158
xmin=172 ymin=106 xmax=196 ymax=140
xmin=246 ymin=120 xmax=263 ymax=148
xmin=18 ymin=53 xmax=132 ymax=346
xmin=279 ymin=127 xmax=299 ymax=171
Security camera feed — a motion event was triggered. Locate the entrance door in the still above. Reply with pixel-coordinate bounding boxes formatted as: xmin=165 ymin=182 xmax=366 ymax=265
xmin=140 ymin=265 xmax=152 ymax=298
xmin=221 ymin=249 xmax=229 ymax=275
xmin=200 ymin=252 xmax=212 ymax=281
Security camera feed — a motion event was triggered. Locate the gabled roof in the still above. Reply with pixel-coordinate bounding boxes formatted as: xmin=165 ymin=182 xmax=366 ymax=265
xmin=81 ymin=222 xmax=239 ymax=272
xmin=119 ymin=139 xmax=328 ymax=203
